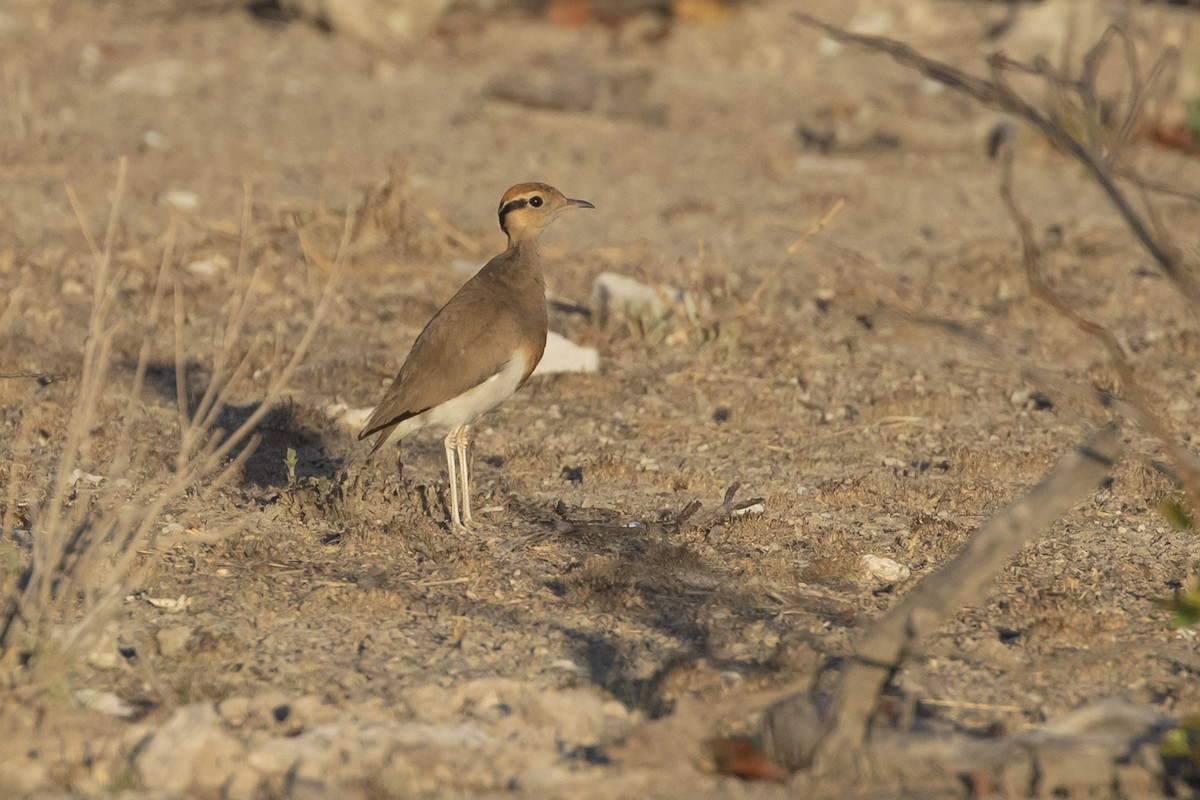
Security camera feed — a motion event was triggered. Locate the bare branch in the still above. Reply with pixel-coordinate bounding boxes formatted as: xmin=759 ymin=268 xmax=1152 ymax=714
xmin=763 ymin=425 xmax=1123 ymax=773
xmin=792 ymin=12 xmax=1200 ymax=303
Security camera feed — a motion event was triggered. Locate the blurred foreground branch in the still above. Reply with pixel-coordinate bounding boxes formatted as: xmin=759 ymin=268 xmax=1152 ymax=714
xmin=762 ymin=424 xmax=1122 ymax=776
xmin=745 ymin=12 xmax=1200 ymax=788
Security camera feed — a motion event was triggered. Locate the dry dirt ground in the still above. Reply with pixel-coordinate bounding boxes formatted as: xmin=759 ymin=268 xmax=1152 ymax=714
xmin=3 ymin=0 xmax=1200 ymax=797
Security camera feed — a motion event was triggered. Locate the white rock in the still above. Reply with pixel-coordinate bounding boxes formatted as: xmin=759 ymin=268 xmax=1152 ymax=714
xmin=532 ymin=332 xmax=599 ymax=376
xmin=186 ymin=254 xmax=231 ymax=277
xmin=301 ymin=0 xmax=455 ymax=47
xmin=74 ymin=689 xmax=135 ymax=718
xmin=144 ymin=594 xmax=191 ymax=612
xmin=817 ymin=37 xmax=841 ymax=56
xmin=61 ymin=278 xmax=87 ymax=296
xmin=142 ymin=129 xmax=169 ymax=149
xmin=325 ymin=403 xmax=373 ymax=433
xmin=861 ymin=554 xmax=911 ymax=584
xmin=70 ymin=468 xmax=105 ymax=486
xmin=591 ymin=271 xmax=708 ymax=327
xmin=160 ymin=189 xmax=199 ymax=212
xmin=732 ymin=502 xmax=765 ymax=517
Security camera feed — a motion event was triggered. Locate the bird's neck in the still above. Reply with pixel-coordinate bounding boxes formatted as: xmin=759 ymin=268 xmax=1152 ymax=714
xmin=500 ymin=240 xmax=544 ymax=286
xmin=506 ymin=237 xmax=541 ymax=262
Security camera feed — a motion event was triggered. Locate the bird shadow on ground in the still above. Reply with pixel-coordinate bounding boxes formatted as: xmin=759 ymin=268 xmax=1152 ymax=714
xmin=129 ymin=360 xmax=345 ymax=489
xmin=222 ymin=400 xmax=345 ymax=489
xmin=512 ymin=495 xmax=844 ymax=713
xmin=135 ymin=359 xmax=209 ymax=416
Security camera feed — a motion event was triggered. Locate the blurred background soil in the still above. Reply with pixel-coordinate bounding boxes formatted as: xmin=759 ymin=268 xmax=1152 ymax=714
xmin=3 ymin=0 xmax=1200 ymax=796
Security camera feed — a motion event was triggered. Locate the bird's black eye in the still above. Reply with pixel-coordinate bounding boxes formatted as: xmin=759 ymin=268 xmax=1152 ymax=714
xmin=528 ymin=196 xmax=543 ymax=208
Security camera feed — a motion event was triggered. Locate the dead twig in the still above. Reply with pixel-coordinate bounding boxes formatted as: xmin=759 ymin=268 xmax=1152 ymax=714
xmin=995 ymin=141 xmax=1200 ymax=515
xmin=762 ymin=424 xmax=1123 ymax=775
xmin=793 ymin=12 xmax=1200 ymax=304
xmin=0 ymin=372 xmax=60 ymax=385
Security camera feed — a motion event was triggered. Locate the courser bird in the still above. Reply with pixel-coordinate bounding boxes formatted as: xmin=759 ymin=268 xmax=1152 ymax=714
xmin=358 ymin=183 xmax=595 ymax=528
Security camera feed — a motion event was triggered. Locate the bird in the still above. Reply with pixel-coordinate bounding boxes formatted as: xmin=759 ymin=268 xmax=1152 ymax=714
xmin=358 ymin=182 xmax=595 ymax=529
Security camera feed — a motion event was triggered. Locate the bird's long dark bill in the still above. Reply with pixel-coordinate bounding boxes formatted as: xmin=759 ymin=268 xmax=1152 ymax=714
xmin=566 ymin=198 xmax=595 ymax=209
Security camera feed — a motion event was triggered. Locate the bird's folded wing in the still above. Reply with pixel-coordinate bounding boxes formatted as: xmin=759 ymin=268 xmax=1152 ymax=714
xmin=359 ymin=295 xmax=528 ymax=439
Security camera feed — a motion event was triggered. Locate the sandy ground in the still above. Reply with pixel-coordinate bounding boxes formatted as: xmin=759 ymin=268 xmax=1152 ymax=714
xmin=3 ymin=0 xmax=1200 ymax=796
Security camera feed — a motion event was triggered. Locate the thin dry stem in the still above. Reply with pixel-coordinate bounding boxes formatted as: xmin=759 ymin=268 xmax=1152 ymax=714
xmin=0 ymin=168 xmax=349 ymax=680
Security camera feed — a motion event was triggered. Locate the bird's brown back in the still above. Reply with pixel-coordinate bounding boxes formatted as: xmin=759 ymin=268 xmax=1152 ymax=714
xmin=359 ymin=243 xmax=548 ymax=440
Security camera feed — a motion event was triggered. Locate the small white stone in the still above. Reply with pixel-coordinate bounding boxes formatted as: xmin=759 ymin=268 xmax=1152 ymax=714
xmin=160 ymin=189 xmax=199 ymax=212
xmin=328 ymin=404 xmax=373 ymax=433
xmin=533 ymin=332 xmax=599 ymax=376
xmin=70 ymin=468 xmax=105 ymax=486
xmin=921 ymin=78 xmax=945 ymax=95
xmin=144 ymin=594 xmax=192 ymax=612
xmin=861 ymin=554 xmax=911 ymax=584
xmin=817 ymin=37 xmax=841 ymax=56
xmin=142 ymin=129 xmax=169 ymax=149
xmin=74 ymin=688 xmax=136 ymax=718
xmin=591 ymin=271 xmax=708 ymax=327
xmin=186 ymin=254 xmax=231 ymax=277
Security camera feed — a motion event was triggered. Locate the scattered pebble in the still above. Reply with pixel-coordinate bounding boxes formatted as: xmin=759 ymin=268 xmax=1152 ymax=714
xmin=141 ymin=129 xmax=169 ymax=149
xmin=186 ymin=254 xmax=231 ymax=277
xmin=732 ymin=502 xmax=765 ymax=517
xmin=61 ymin=278 xmax=87 ymax=296
xmin=532 ymin=331 xmax=599 ymax=376
xmin=817 ymin=37 xmax=841 ymax=56
xmin=160 ymin=189 xmax=199 ymax=212
xmin=74 ymin=689 xmax=136 ymax=719
xmin=326 ymin=403 xmax=373 ymax=433
xmin=144 ymin=595 xmax=192 ymax=612
xmin=590 ymin=271 xmax=708 ymax=328
xmin=70 ymin=468 xmax=105 ymax=486
xmin=861 ymin=554 xmax=911 ymax=584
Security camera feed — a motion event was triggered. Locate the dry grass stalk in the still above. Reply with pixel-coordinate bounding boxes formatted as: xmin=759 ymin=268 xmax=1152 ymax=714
xmin=0 ymin=160 xmax=349 ymax=683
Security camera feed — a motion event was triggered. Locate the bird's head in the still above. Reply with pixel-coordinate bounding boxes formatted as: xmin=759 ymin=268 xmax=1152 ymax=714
xmin=497 ymin=182 xmax=594 ymax=245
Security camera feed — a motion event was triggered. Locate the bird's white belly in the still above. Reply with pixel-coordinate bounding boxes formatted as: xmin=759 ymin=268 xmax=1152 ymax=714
xmin=387 ymin=353 xmax=528 ymax=443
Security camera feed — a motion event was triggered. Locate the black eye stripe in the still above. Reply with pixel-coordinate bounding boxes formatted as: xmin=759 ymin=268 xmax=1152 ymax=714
xmin=497 ymin=197 xmax=528 ymax=234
